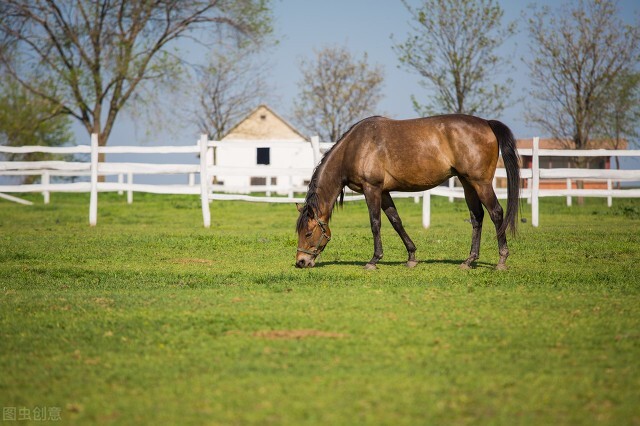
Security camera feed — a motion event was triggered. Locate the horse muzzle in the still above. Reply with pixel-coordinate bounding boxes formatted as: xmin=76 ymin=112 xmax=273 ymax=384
xmin=295 ymin=255 xmax=316 ymax=268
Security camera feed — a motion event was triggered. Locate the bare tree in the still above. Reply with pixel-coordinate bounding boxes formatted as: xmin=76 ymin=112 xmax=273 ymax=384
xmin=0 ymin=0 xmax=273 ymax=153
xmin=393 ymin=0 xmax=516 ymax=117
xmin=598 ymin=71 xmax=640 ymax=149
xmin=191 ymin=48 xmax=272 ymax=140
xmin=526 ymin=0 xmax=640 ymax=156
xmin=597 ymin=71 xmax=640 ymax=176
xmin=293 ymin=45 xmax=384 ymax=142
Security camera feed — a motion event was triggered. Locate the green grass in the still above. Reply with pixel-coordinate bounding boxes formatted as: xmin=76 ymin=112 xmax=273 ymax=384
xmin=1 ymin=192 xmax=639 ymax=425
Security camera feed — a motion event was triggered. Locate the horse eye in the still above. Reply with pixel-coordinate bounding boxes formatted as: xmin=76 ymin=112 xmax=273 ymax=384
xmin=305 ymin=231 xmax=312 ymax=238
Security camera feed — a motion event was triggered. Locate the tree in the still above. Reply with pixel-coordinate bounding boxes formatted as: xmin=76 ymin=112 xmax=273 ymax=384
xmin=393 ymin=0 xmax=516 ymax=117
xmin=597 ymin=71 xmax=640 ymax=170
xmin=0 ymin=0 xmax=273 ymax=153
xmin=526 ymin=0 xmax=640 ymax=158
xmin=0 ymin=80 xmax=73 ymax=182
xmin=293 ymin=45 xmax=384 ymax=142
xmin=191 ymin=48 xmax=272 ymax=140
xmin=595 ymin=71 xmax=640 ymax=188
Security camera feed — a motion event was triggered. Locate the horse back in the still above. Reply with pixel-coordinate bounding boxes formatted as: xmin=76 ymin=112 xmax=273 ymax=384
xmin=341 ymin=114 xmax=500 ymax=192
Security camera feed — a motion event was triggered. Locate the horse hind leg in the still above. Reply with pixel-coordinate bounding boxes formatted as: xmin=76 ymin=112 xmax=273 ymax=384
xmin=473 ymin=182 xmax=509 ymax=270
xmin=459 ymin=178 xmax=484 ymax=270
xmin=381 ymin=192 xmax=417 ymax=268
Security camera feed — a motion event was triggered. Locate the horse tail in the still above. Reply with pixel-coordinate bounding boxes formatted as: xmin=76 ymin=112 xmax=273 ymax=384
xmin=488 ymin=119 xmax=520 ymax=237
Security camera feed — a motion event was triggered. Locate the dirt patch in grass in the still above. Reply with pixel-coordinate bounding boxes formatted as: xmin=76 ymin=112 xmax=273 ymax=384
xmin=93 ymin=297 xmax=115 ymax=309
xmin=252 ymin=329 xmax=348 ymax=340
xmin=170 ymin=258 xmax=214 ymax=265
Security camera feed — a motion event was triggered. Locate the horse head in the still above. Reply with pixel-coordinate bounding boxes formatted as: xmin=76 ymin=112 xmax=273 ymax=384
xmin=295 ymin=203 xmax=331 ymax=268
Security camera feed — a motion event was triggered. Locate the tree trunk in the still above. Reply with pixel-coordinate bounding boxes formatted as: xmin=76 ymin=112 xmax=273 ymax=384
xmin=98 ymin=152 xmax=106 ymax=183
xmin=573 ymin=157 xmax=588 ymax=205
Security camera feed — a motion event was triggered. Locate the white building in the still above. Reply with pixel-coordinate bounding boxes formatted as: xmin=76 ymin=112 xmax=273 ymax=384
xmin=213 ymin=105 xmax=318 ymax=195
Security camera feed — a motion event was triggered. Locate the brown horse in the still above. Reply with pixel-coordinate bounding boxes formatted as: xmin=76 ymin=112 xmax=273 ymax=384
xmin=295 ymin=114 xmax=520 ymax=270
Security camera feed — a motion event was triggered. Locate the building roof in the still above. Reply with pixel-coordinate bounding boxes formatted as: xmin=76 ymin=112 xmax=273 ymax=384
xmin=516 ymin=137 xmax=628 ymax=150
xmin=221 ymin=104 xmax=307 ymax=141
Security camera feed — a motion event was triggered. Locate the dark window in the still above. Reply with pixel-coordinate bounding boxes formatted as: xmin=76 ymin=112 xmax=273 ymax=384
xmin=257 ymin=147 xmax=270 ymax=165
xmin=250 ymin=177 xmax=277 ymax=186
xmin=541 ymin=156 xmax=571 ymax=168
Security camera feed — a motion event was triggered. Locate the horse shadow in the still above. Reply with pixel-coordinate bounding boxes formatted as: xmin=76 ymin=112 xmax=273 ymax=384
xmin=313 ymin=259 xmax=496 ymax=269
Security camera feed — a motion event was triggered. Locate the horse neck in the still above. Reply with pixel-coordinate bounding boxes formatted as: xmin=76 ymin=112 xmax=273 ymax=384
xmin=314 ymin=144 xmax=345 ymax=220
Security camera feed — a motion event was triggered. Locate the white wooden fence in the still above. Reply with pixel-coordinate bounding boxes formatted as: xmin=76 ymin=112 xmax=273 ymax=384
xmin=1 ymin=135 xmax=639 ymax=227
xmin=426 ymin=137 xmax=640 ymax=227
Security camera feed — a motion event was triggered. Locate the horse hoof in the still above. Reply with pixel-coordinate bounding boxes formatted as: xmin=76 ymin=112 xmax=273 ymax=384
xmin=364 ymin=263 xmax=377 ymax=271
xmin=495 ymin=263 xmax=508 ymax=271
xmin=406 ymin=260 xmax=418 ymax=268
xmin=459 ymin=262 xmax=472 ymax=270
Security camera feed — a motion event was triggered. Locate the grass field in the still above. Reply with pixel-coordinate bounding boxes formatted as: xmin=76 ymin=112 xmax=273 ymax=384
xmin=1 ymin=192 xmax=639 ymax=425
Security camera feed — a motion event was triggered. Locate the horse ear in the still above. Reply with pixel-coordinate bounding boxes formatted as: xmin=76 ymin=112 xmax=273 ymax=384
xmin=296 ymin=203 xmax=304 ymax=213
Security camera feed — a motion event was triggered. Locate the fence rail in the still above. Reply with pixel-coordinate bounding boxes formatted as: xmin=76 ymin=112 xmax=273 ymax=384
xmin=1 ymin=135 xmax=639 ymax=227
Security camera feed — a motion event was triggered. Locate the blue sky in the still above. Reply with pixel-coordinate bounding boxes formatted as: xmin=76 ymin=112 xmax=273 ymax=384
xmin=265 ymin=0 xmax=639 ymax=139
xmin=90 ymin=0 xmax=639 ymax=147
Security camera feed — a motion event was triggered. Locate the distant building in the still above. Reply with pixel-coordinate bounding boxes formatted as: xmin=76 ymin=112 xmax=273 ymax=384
xmin=515 ymin=138 xmax=628 ymax=189
xmin=214 ymin=105 xmax=315 ymax=194
xmin=221 ymin=104 xmax=307 ymax=142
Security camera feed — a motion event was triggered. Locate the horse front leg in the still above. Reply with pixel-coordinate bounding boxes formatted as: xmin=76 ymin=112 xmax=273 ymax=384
xmin=363 ymin=185 xmax=383 ymax=270
xmin=381 ymin=192 xmax=417 ymax=268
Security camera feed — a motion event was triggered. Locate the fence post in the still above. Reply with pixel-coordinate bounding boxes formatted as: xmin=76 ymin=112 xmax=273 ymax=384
xmin=89 ymin=133 xmax=99 ymax=226
xmin=310 ymin=136 xmax=321 ymax=165
xmin=566 ymin=178 xmax=572 ymax=207
xmin=422 ymin=190 xmax=430 ymax=228
xmin=266 ymin=175 xmax=272 ymax=197
xmin=118 ymin=173 xmax=124 ymax=195
xmin=199 ymin=134 xmax=211 ymax=228
xmin=206 ymin=144 xmax=214 ymax=168
xmin=127 ymin=172 xmax=133 ymax=204
xmin=448 ymin=177 xmax=454 ymax=202
xmin=288 ymin=174 xmax=294 ymax=198
xmin=607 ymin=179 xmax=612 ymax=207
xmin=531 ymin=137 xmax=540 ymax=227
xmin=42 ymin=171 xmax=50 ymax=204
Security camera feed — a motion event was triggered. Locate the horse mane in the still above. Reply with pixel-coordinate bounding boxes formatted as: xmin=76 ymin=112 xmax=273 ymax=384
xmin=296 ymin=117 xmax=378 ymax=233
